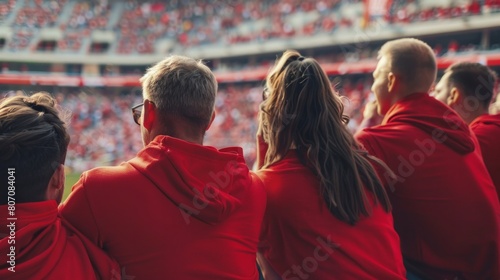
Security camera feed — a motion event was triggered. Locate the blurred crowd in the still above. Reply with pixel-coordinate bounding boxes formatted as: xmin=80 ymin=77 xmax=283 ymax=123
xmin=57 ymin=85 xmax=265 ymax=172
xmin=0 ymin=0 xmax=497 ymax=171
xmin=53 ymin=90 xmax=143 ymax=173
xmin=2 ymin=0 xmax=498 ymax=54
xmin=0 ymin=76 xmax=371 ymax=172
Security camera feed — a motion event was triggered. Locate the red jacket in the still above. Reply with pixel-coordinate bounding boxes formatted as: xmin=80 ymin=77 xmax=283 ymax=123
xmin=470 ymin=114 xmax=500 ymax=200
xmin=0 ymin=200 xmax=120 ymax=280
xmin=257 ymin=150 xmax=406 ymax=280
xmin=355 ymin=93 xmax=500 ymax=279
xmin=59 ymin=135 xmax=266 ymax=280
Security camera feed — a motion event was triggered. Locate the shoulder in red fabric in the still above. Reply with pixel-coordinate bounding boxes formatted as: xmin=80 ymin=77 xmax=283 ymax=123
xmin=356 ymin=94 xmax=500 ymax=280
xmin=60 ymin=136 xmax=266 ymax=280
xmin=0 ymin=201 xmax=120 ymax=280
xmin=257 ymin=152 xmax=406 ymax=280
xmin=470 ymin=113 xmax=500 ymax=200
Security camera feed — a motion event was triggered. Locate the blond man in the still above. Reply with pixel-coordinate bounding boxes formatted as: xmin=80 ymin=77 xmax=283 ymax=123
xmin=60 ymin=56 xmax=266 ymax=279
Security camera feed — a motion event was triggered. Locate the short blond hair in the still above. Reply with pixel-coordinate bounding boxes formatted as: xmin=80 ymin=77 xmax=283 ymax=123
xmin=379 ymin=38 xmax=437 ymax=92
xmin=140 ymin=55 xmax=217 ymax=129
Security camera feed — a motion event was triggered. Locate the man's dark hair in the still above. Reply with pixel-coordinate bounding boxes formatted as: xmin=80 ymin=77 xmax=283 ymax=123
xmin=446 ymin=62 xmax=498 ymax=108
xmin=0 ymin=92 xmax=70 ymax=204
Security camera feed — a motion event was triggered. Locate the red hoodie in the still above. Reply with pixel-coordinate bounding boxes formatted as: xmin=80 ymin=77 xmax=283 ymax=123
xmin=59 ymin=135 xmax=266 ymax=280
xmin=257 ymin=150 xmax=406 ymax=280
xmin=0 ymin=200 xmax=120 ymax=279
xmin=470 ymin=114 xmax=500 ymax=200
xmin=355 ymin=93 xmax=500 ymax=279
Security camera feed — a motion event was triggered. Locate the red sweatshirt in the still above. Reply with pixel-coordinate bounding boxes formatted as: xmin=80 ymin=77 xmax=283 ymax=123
xmin=0 ymin=200 xmax=120 ymax=279
xmin=257 ymin=151 xmax=406 ymax=280
xmin=59 ymin=135 xmax=266 ymax=280
xmin=470 ymin=114 xmax=500 ymax=200
xmin=355 ymin=93 xmax=500 ymax=279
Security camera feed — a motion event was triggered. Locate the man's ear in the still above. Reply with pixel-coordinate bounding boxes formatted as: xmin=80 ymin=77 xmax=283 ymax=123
xmin=205 ymin=111 xmax=216 ymax=131
xmin=51 ymin=164 xmax=64 ymax=190
xmin=448 ymin=87 xmax=460 ymax=107
xmin=387 ymin=72 xmax=397 ymax=92
xmin=143 ymin=99 xmax=156 ymax=131
xmin=47 ymin=164 xmax=64 ymax=203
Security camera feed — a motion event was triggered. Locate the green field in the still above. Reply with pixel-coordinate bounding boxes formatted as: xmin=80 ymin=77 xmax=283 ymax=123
xmin=63 ymin=173 xmax=82 ymax=202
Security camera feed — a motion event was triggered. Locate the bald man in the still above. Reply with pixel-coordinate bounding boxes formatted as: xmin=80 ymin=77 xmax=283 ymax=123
xmin=356 ymin=38 xmax=500 ymax=279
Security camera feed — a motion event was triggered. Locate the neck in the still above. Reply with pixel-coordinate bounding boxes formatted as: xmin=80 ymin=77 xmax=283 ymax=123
xmin=151 ymin=123 xmax=204 ymax=145
xmin=391 ymin=87 xmax=427 ymax=106
xmin=452 ymin=101 xmax=489 ymax=124
xmin=460 ymin=108 xmax=488 ymax=125
xmin=169 ymin=131 xmax=204 ymax=145
xmin=400 ymin=90 xmax=427 ymax=100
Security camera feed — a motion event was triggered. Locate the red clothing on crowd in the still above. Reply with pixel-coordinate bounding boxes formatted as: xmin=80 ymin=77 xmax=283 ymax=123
xmin=59 ymin=135 xmax=266 ymax=280
xmin=470 ymin=114 xmax=500 ymax=200
xmin=0 ymin=200 xmax=119 ymax=279
xmin=355 ymin=93 xmax=500 ymax=279
xmin=257 ymin=150 xmax=406 ymax=280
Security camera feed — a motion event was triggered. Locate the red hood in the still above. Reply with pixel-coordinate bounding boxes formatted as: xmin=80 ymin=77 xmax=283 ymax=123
xmin=470 ymin=114 xmax=500 ymax=129
xmin=0 ymin=201 xmax=61 ymax=279
xmin=383 ymin=93 xmax=475 ymax=154
xmin=0 ymin=201 xmax=118 ymax=279
xmin=128 ymin=135 xmax=252 ymax=225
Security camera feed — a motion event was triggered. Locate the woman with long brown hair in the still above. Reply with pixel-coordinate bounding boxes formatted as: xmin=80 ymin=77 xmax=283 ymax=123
xmin=256 ymin=50 xmax=405 ymax=279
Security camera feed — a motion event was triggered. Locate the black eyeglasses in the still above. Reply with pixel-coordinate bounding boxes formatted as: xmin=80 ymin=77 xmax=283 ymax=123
xmin=131 ymin=103 xmax=143 ymax=125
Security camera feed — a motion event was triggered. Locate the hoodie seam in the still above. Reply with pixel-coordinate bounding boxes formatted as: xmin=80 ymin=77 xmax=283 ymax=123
xmin=154 ymin=137 xmax=242 ymax=163
xmin=129 ymin=149 xmax=223 ymax=220
xmin=132 ymin=148 xmax=192 ymax=193
xmin=80 ymin=172 xmax=104 ymax=248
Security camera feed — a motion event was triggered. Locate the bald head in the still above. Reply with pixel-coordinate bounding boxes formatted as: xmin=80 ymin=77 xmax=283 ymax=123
xmin=379 ymin=38 xmax=437 ymax=93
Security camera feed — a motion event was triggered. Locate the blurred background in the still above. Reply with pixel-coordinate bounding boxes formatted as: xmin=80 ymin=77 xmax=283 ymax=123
xmin=0 ymin=0 xmax=498 ymax=198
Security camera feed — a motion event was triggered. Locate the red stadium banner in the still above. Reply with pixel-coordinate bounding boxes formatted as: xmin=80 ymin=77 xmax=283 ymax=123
xmin=1 ymin=53 xmax=499 ymax=86
xmin=0 ymin=74 xmax=81 ymax=86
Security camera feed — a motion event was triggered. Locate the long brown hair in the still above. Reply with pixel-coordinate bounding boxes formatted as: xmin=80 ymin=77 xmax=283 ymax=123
xmin=260 ymin=50 xmax=391 ymax=224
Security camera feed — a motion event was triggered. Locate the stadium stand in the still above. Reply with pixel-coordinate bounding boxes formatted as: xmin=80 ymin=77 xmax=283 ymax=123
xmin=57 ymin=90 xmax=143 ymax=172
xmin=0 ymin=1 xmax=15 ymax=25
xmin=66 ymin=0 xmax=109 ymax=30
xmin=0 ymin=0 xmax=499 ymax=172
xmin=1 ymin=0 xmax=499 ymax=54
xmin=12 ymin=0 xmax=65 ymax=28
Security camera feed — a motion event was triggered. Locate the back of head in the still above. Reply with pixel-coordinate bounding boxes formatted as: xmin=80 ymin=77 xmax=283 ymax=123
xmin=261 ymin=50 xmax=391 ymax=224
xmin=140 ymin=55 xmax=217 ymax=133
xmin=379 ymin=38 xmax=437 ymax=93
xmin=262 ymin=50 xmax=347 ymax=157
xmin=0 ymin=92 xmax=70 ymax=204
xmin=445 ymin=62 xmax=498 ymax=109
